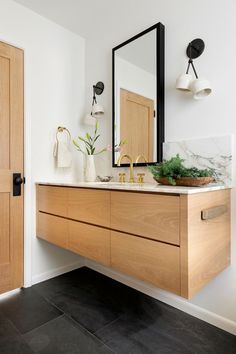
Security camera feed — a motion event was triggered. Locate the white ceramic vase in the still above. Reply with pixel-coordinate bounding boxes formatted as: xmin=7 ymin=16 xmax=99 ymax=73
xmin=85 ymin=155 xmax=96 ymax=182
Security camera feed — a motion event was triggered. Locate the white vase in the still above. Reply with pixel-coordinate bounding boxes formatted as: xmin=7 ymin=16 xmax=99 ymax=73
xmin=85 ymin=155 xmax=96 ymax=182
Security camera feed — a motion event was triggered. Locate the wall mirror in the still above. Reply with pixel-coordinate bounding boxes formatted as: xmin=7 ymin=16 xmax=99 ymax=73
xmin=112 ymin=22 xmax=165 ymax=167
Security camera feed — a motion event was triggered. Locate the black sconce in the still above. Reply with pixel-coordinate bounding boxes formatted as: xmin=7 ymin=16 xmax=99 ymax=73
xmin=176 ymin=39 xmax=212 ymax=99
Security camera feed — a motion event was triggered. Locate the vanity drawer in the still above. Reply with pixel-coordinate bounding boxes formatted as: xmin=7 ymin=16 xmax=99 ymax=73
xmin=68 ymin=188 xmax=110 ymax=227
xmin=68 ymin=220 xmax=110 ymax=266
xmin=111 ymin=191 xmax=180 ymax=245
xmin=111 ymin=231 xmax=180 ymax=294
xmin=37 ymin=212 xmax=68 ymax=249
xmin=37 ymin=185 xmax=68 ymax=217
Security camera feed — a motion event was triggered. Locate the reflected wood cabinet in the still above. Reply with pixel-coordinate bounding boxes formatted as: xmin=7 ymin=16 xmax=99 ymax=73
xmin=36 ymin=184 xmax=231 ymax=299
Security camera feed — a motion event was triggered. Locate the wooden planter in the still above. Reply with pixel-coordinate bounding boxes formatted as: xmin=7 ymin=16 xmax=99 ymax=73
xmin=155 ymin=177 xmax=215 ymax=187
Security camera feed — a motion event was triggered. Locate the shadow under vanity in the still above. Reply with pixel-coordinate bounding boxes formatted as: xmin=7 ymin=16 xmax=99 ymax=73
xmin=36 ymin=183 xmax=231 ymax=299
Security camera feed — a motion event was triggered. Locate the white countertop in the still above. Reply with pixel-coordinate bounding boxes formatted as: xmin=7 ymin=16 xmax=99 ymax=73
xmin=36 ymin=181 xmax=230 ymax=195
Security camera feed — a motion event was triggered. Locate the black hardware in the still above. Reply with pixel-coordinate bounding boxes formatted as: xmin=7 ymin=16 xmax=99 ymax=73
xmin=112 ymin=22 xmax=165 ymax=167
xmin=13 ymin=173 xmax=25 ymax=197
xmin=185 ymin=39 xmax=205 ymax=79
xmin=186 ymin=59 xmax=199 ymax=79
xmin=92 ymin=81 xmax=104 ymax=105
xmin=186 ymin=38 xmax=205 ymax=59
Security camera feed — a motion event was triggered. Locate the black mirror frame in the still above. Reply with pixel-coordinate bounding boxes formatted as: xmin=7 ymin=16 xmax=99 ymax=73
xmin=112 ymin=22 xmax=165 ymax=167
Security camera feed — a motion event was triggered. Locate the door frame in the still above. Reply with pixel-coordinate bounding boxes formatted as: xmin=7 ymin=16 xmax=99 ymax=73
xmin=0 ymin=37 xmax=32 ymax=289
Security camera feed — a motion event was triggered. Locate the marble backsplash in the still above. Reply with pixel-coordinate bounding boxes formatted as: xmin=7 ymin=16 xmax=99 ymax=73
xmin=111 ymin=135 xmax=233 ymax=186
xmin=163 ymin=135 xmax=233 ymax=185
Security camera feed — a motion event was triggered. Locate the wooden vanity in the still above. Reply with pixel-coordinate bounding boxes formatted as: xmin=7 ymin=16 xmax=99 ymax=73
xmin=36 ymin=183 xmax=231 ymax=299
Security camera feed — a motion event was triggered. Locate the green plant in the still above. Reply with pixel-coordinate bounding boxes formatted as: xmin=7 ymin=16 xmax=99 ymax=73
xmin=73 ymin=120 xmax=107 ymax=155
xmin=149 ymin=154 xmax=214 ymax=185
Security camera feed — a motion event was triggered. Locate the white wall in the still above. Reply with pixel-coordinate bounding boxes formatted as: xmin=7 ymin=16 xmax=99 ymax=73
xmin=85 ymin=0 xmax=236 ymax=324
xmin=0 ymin=0 xmax=86 ymax=284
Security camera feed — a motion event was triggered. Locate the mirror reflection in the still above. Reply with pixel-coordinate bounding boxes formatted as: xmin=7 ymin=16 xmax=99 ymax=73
xmin=112 ymin=24 xmax=164 ymax=166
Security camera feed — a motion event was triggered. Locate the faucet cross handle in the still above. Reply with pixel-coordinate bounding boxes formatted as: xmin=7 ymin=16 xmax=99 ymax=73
xmin=137 ymin=173 xmax=145 ymax=184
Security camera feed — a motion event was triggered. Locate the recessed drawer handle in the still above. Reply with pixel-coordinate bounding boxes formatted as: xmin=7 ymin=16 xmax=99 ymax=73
xmin=201 ymin=205 xmax=227 ymax=220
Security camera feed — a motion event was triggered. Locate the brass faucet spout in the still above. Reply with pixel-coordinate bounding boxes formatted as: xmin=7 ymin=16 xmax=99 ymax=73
xmin=117 ymin=154 xmax=135 ymax=183
xmin=135 ymin=154 xmax=148 ymax=164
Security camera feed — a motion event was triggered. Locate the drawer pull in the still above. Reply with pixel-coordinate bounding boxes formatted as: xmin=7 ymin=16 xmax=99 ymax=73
xmin=201 ymin=205 xmax=227 ymax=220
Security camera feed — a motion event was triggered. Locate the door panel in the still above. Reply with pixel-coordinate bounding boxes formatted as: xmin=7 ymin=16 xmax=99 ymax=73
xmin=0 ymin=41 xmax=24 ymax=294
xmin=0 ymin=56 xmax=10 ymax=169
xmin=0 ymin=194 xmax=10 ymax=264
xmin=120 ymin=89 xmax=154 ymax=163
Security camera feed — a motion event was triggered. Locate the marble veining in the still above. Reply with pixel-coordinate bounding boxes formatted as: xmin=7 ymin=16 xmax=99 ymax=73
xmin=163 ymin=135 xmax=233 ymax=186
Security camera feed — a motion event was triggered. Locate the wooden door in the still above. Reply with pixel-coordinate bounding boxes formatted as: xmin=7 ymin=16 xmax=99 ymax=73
xmin=0 ymin=41 xmax=24 ymax=294
xmin=120 ymin=89 xmax=154 ymax=163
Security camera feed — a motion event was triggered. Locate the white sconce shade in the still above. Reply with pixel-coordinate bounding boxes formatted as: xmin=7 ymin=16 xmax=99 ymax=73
xmin=84 ymin=81 xmax=105 ymax=125
xmin=191 ymin=78 xmax=212 ymax=100
xmin=91 ymin=103 xmax=104 ymax=117
xmin=176 ymin=39 xmax=212 ymax=100
xmin=176 ymin=74 xmax=193 ymax=91
xmin=84 ymin=114 xmax=97 ymax=126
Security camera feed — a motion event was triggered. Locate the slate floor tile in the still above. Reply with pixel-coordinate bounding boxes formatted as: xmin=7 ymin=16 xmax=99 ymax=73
xmin=0 ymin=314 xmax=33 ymax=354
xmin=96 ymin=301 xmax=236 ymax=354
xmin=24 ymin=315 xmax=115 ymax=354
xmin=50 ymin=285 xmax=123 ymax=333
xmin=0 ymin=288 xmax=62 ymax=334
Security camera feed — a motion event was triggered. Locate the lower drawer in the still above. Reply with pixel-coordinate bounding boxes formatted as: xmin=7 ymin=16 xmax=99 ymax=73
xmin=37 ymin=212 xmax=68 ymax=249
xmin=111 ymin=231 xmax=180 ymax=294
xmin=68 ymin=220 xmax=110 ymax=266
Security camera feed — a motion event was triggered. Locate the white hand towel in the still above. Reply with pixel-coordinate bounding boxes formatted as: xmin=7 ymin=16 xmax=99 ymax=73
xmin=54 ymin=138 xmax=72 ymax=168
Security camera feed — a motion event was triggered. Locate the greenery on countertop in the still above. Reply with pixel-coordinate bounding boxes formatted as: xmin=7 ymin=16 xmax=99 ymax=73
xmin=149 ymin=154 xmax=214 ymax=185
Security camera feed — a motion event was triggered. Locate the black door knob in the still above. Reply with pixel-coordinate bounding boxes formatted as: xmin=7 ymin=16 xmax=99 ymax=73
xmin=14 ymin=176 xmax=24 ymax=185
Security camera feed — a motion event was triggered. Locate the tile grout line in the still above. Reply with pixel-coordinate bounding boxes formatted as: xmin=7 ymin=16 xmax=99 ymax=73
xmin=62 ymin=313 xmax=118 ymax=353
xmin=22 ymin=314 xmax=65 ymax=337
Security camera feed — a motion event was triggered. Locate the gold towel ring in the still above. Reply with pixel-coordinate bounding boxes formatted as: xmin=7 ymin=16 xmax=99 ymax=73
xmin=56 ymin=126 xmax=71 ymax=143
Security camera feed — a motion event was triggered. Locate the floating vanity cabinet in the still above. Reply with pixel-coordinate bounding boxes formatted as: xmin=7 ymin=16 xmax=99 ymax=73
xmin=36 ymin=185 xmax=111 ymax=266
xmin=37 ymin=212 xmax=68 ymax=249
xmin=110 ymin=191 xmax=180 ymax=245
xmin=110 ymin=231 xmax=181 ymax=294
xmin=36 ymin=183 xmax=231 ymax=299
xmin=68 ymin=221 xmax=110 ymax=266
xmin=68 ymin=188 xmax=110 ymax=227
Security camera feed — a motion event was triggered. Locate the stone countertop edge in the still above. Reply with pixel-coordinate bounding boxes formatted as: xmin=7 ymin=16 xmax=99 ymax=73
xmin=35 ymin=181 xmax=231 ymax=195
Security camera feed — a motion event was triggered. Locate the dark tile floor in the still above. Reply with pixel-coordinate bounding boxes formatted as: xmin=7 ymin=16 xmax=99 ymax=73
xmin=0 ymin=267 xmax=235 ymax=354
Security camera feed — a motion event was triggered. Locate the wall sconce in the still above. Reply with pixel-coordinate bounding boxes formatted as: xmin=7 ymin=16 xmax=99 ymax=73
xmin=176 ymin=39 xmax=212 ymax=99
xmin=84 ymin=81 xmax=104 ymax=125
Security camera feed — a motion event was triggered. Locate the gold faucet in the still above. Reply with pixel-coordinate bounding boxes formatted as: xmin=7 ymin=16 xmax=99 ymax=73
xmin=117 ymin=154 xmax=135 ymax=183
xmin=135 ymin=154 xmax=148 ymax=164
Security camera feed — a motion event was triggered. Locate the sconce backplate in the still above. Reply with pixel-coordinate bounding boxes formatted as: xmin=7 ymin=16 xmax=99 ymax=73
xmin=186 ymin=38 xmax=205 ymax=59
xmin=94 ymin=81 xmax=104 ymax=95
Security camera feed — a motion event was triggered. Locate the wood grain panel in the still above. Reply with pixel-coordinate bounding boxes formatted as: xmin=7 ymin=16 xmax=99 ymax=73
xmin=37 ymin=185 xmax=68 ymax=217
xmin=0 ymin=56 xmax=10 ymax=169
xmin=0 ymin=194 xmax=10 ymax=264
xmin=111 ymin=191 xmax=180 ymax=245
xmin=0 ymin=171 xmax=11 ymax=192
xmin=68 ymin=220 xmax=110 ymax=266
xmin=180 ymin=190 xmax=231 ymax=299
xmin=37 ymin=212 xmax=68 ymax=249
xmin=120 ymin=89 xmax=154 ymax=163
xmin=68 ymin=188 xmax=110 ymax=227
xmin=111 ymin=231 xmax=180 ymax=294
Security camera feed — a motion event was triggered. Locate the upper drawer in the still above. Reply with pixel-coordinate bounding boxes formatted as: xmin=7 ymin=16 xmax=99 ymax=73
xmin=111 ymin=191 xmax=180 ymax=245
xmin=37 ymin=185 xmax=68 ymax=217
xmin=68 ymin=188 xmax=110 ymax=227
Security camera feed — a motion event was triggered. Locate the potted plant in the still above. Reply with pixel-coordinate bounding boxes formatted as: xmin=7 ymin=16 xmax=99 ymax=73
xmin=149 ymin=154 xmax=215 ymax=186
